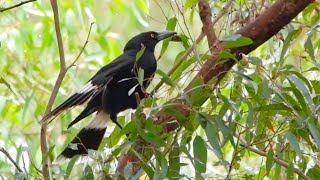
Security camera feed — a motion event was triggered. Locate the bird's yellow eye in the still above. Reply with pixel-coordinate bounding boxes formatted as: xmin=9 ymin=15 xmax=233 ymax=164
xmin=150 ymin=33 xmax=155 ymax=38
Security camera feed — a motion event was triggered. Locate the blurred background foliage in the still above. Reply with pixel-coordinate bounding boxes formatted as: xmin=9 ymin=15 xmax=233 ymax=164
xmin=0 ymin=0 xmax=319 ymax=179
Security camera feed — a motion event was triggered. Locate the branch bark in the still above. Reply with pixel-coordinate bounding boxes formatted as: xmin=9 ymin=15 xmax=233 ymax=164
xmin=117 ymin=0 xmax=315 ymax=178
xmin=198 ymin=0 xmax=217 ymax=53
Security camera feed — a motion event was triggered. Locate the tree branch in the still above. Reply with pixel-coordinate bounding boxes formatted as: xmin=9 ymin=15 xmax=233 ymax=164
xmin=0 ymin=147 xmax=25 ymax=178
xmin=0 ymin=0 xmax=36 ymax=13
xmin=40 ymin=0 xmax=65 ymax=178
xmin=235 ymin=133 xmax=311 ymax=180
xmin=198 ymin=0 xmax=217 ymax=53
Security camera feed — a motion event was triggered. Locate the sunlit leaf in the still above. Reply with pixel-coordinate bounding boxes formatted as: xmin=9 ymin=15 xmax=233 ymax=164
xmin=222 ymin=34 xmax=253 ymax=48
xmin=159 ymin=17 xmax=177 ymax=59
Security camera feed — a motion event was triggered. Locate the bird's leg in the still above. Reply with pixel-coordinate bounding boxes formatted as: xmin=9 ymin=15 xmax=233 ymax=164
xmin=111 ymin=113 xmax=130 ymax=138
xmin=135 ymin=92 xmax=142 ymax=104
xmin=110 ymin=114 xmax=123 ymax=130
xmin=144 ymin=92 xmax=151 ymax=98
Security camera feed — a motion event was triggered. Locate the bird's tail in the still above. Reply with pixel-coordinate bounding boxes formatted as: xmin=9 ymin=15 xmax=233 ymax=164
xmin=56 ymin=111 xmax=110 ymax=161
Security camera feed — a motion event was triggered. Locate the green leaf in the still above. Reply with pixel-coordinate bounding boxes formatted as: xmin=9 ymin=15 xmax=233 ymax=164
xmin=265 ymin=149 xmax=274 ymax=175
xmin=193 ymin=136 xmax=207 ymax=175
xmin=138 ymin=68 xmax=144 ymax=86
xmin=159 ymin=17 xmax=177 ymax=59
xmin=184 ymin=0 xmax=197 ymax=11
xmin=279 ymin=29 xmax=302 ymax=67
xmin=281 ymin=29 xmax=301 ymax=59
xmin=136 ymin=45 xmax=146 ymax=61
xmin=287 ymin=75 xmax=313 ymax=107
xmin=248 ymin=56 xmax=262 ymax=66
xmin=223 ymin=34 xmax=253 ymax=48
xmin=286 ymin=71 xmax=313 ymax=92
xmin=255 ymin=103 xmax=291 ymax=111
xmin=0 ymin=76 xmax=16 ymax=95
xmin=286 ymin=132 xmax=302 ymax=158
xmin=168 ymin=141 xmax=181 ymax=178
xmin=65 ymin=155 xmax=79 ymax=179
xmin=307 ymin=165 xmax=320 ymax=180
xmin=286 ymin=163 xmax=294 ymax=180
xmin=156 ymin=69 xmax=175 ymax=87
xmin=219 ymin=50 xmax=237 ymax=61
xmin=172 ymin=56 xmax=197 ymax=81
xmin=130 ymin=148 xmax=154 ymax=177
xmin=304 ymin=32 xmax=315 ymax=61
xmin=84 ymin=165 xmax=94 ymax=180
xmin=307 ymin=122 xmax=320 ymax=149
xmin=141 ymin=131 xmax=165 ymax=147
xmin=203 ymin=116 xmax=223 ymax=160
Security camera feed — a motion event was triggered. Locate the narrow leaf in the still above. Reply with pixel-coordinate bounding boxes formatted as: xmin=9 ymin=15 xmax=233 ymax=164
xmin=193 ymin=136 xmax=207 ymax=174
xmin=286 ymin=132 xmax=302 ymax=158
xmin=266 ymin=149 xmax=274 ymax=175
xmin=136 ymin=45 xmax=146 ymax=62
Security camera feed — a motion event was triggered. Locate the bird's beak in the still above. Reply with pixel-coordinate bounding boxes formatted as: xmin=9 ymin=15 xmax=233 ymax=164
xmin=156 ymin=31 xmax=177 ymax=41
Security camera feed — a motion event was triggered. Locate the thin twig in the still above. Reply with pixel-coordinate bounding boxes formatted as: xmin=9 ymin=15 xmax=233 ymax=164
xmin=235 ymin=133 xmax=311 ymax=180
xmin=67 ymin=22 xmax=95 ymax=70
xmin=0 ymin=0 xmax=36 ymax=13
xmin=0 ymin=147 xmax=24 ymax=174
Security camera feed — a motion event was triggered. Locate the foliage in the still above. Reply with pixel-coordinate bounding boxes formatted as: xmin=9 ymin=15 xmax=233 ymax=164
xmin=0 ymin=0 xmax=319 ymax=179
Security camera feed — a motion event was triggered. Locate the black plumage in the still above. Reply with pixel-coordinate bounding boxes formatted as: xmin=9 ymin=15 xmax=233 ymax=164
xmin=41 ymin=31 xmax=176 ymax=159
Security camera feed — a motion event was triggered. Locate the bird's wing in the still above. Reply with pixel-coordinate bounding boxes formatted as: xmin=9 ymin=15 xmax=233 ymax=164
xmin=41 ymin=54 xmax=135 ymax=123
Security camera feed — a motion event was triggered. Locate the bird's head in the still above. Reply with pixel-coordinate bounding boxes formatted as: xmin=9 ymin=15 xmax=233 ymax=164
xmin=124 ymin=31 xmax=177 ymax=53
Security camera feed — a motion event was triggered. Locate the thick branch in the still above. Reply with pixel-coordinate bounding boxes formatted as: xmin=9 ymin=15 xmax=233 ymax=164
xmin=0 ymin=0 xmax=36 ymax=13
xmin=198 ymin=0 xmax=217 ymax=53
xmin=193 ymin=0 xmax=315 ymax=85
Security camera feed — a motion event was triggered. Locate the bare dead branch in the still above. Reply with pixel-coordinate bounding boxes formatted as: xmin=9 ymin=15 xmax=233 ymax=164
xmin=0 ymin=0 xmax=36 ymax=13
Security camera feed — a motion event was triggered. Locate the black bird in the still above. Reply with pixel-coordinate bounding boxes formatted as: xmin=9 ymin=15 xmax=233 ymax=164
xmin=41 ymin=31 xmax=176 ymax=159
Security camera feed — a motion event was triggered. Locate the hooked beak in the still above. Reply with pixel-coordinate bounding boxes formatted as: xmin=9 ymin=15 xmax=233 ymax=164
xmin=156 ymin=31 xmax=177 ymax=41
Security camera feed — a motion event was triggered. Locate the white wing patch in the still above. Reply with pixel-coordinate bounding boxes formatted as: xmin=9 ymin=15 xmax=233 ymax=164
xmin=78 ymin=81 xmax=98 ymax=94
xmin=85 ymin=111 xmax=111 ymax=129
